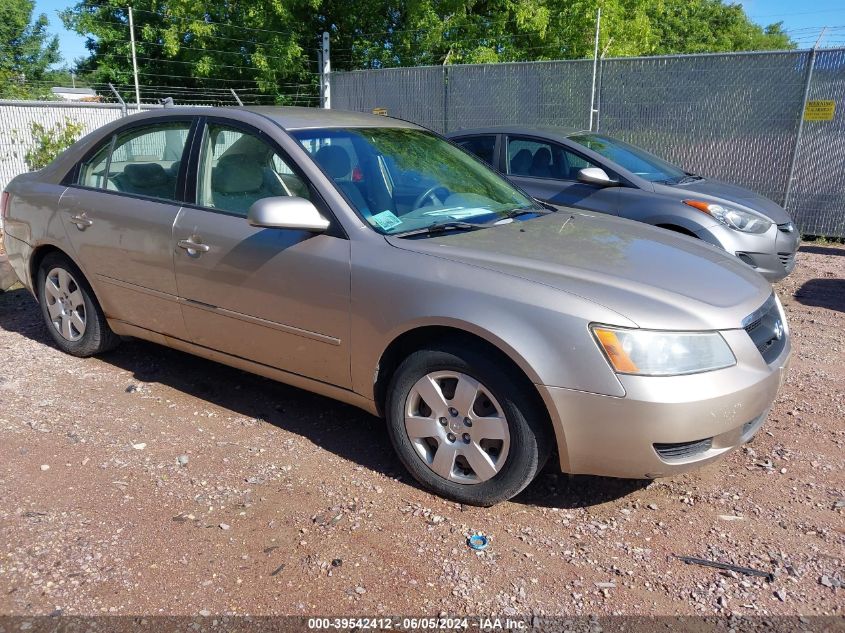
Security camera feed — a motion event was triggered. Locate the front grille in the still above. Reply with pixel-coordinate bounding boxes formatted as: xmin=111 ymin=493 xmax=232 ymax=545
xmin=654 ymin=438 xmax=713 ymax=461
xmin=777 ymin=252 xmax=795 ymax=270
xmin=743 ymin=294 xmax=787 ymax=364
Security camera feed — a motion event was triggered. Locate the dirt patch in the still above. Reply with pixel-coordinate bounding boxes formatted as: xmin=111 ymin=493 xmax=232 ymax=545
xmin=0 ymin=243 xmax=842 ymax=617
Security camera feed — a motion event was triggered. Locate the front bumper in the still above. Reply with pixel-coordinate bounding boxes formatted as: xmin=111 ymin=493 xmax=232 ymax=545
xmin=695 ymin=223 xmax=800 ymax=282
xmin=540 ymin=328 xmax=790 ymax=479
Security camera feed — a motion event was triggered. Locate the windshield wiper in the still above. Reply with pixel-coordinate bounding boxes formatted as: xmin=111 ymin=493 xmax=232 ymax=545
xmin=500 ymin=206 xmax=552 ymax=220
xmin=675 ymin=174 xmax=704 ymax=185
xmin=392 ymin=221 xmax=488 ymax=238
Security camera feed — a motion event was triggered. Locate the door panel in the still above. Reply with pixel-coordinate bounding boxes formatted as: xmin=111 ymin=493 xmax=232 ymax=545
xmin=59 ymin=190 xmax=187 ymax=337
xmin=58 ymin=120 xmax=194 ymax=338
xmin=173 ymin=120 xmax=351 ymax=387
xmin=173 ymin=209 xmax=351 ymax=386
xmin=505 ymin=135 xmax=620 ymax=215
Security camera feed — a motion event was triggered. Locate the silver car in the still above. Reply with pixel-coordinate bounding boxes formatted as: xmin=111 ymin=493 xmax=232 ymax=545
xmin=2 ymin=107 xmax=790 ymax=506
xmin=448 ymin=126 xmax=800 ymax=281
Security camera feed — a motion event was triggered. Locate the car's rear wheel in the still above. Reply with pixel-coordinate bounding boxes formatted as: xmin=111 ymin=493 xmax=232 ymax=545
xmin=385 ymin=343 xmax=550 ymax=506
xmin=36 ymin=252 xmax=119 ymax=357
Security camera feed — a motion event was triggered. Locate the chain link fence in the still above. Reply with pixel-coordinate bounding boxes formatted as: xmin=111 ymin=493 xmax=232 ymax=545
xmin=331 ymin=48 xmax=845 ymax=237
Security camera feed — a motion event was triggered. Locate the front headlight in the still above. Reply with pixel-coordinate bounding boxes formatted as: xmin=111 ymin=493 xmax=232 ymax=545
xmin=592 ymin=326 xmax=736 ymax=376
xmin=684 ymin=200 xmax=773 ymax=234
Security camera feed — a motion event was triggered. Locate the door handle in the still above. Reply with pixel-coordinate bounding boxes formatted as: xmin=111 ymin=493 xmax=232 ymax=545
xmin=69 ymin=213 xmax=93 ymax=229
xmin=177 ymin=238 xmax=210 ymax=254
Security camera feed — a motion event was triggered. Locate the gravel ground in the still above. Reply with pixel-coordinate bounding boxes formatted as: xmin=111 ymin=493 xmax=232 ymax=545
xmin=0 ymin=243 xmax=842 ymax=618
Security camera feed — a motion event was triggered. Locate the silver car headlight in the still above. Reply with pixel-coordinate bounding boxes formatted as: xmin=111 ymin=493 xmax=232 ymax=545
xmin=684 ymin=200 xmax=773 ymax=234
xmin=592 ymin=326 xmax=736 ymax=376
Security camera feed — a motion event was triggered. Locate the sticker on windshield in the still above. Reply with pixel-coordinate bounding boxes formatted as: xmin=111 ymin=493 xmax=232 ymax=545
xmin=370 ymin=210 xmax=403 ymax=231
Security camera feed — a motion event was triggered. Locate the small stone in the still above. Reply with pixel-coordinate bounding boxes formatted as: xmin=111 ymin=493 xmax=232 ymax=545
xmin=125 ymin=384 xmax=138 ymax=393
xmin=819 ymin=576 xmax=834 ymax=588
xmin=833 ymin=500 xmax=845 ymax=509
xmin=718 ymin=595 xmax=729 ymax=608
xmin=774 ymin=589 xmax=787 ymax=602
xmin=219 ymin=523 xmax=231 ymax=531
xmin=354 ymin=586 xmax=366 ymax=594
xmin=177 ymin=455 xmax=189 ymax=467
xmin=594 ymin=582 xmax=616 ymax=589
xmin=132 ymin=443 xmax=146 ymax=450
xmin=199 ymin=610 xmax=210 ymax=617
xmin=647 ymin=503 xmax=658 ymax=510
xmin=331 ymin=558 xmax=343 ymax=567
xmin=40 ymin=464 xmax=50 ymax=471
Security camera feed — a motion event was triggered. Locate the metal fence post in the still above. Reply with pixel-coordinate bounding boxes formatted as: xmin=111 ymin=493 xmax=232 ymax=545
xmin=108 ymin=83 xmax=127 ymax=117
xmin=443 ymin=66 xmax=449 ymax=133
xmin=588 ymin=8 xmax=601 ymax=131
xmin=783 ymin=47 xmax=819 ymax=213
xmin=320 ymin=31 xmax=331 ymax=109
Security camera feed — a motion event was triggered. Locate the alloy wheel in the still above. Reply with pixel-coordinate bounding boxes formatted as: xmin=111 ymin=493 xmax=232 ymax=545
xmin=44 ymin=267 xmax=87 ymax=341
xmin=404 ymin=371 xmax=510 ymax=484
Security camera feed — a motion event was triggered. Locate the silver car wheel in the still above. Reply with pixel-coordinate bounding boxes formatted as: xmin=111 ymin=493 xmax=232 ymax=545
xmin=44 ymin=267 xmax=87 ymax=342
xmin=404 ymin=371 xmax=510 ymax=484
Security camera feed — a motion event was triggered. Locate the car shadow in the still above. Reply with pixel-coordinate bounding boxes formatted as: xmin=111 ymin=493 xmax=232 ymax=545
xmin=515 ymin=470 xmax=649 ymax=508
xmin=794 ymin=277 xmax=845 ymax=313
xmin=798 ymin=244 xmax=845 ymax=257
xmin=1 ymin=287 xmax=642 ymax=509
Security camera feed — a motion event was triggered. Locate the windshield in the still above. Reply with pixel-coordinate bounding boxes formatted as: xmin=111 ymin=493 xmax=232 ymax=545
xmin=568 ymin=133 xmax=687 ymax=183
xmin=291 ymin=127 xmax=540 ymax=235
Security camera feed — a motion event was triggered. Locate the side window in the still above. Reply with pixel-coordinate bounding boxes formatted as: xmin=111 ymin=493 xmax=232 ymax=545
xmin=506 ymin=136 xmax=599 ymax=181
xmin=106 ymin=123 xmax=191 ymax=201
xmin=78 ymin=140 xmax=113 ymax=189
xmin=456 ymin=135 xmax=496 ymax=166
xmin=197 ymin=124 xmax=309 ymax=216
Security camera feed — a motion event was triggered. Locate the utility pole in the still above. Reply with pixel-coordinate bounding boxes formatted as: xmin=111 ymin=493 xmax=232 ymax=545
xmin=321 ymin=31 xmax=331 ymax=109
xmin=588 ymin=8 xmax=601 ymax=131
xmin=128 ymin=6 xmax=141 ymax=112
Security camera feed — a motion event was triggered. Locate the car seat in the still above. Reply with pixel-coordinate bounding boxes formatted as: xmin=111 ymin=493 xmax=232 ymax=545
xmin=314 ymin=145 xmax=371 ymax=217
xmin=112 ymin=163 xmax=176 ymax=199
xmin=211 ymin=154 xmax=277 ymax=214
xmin=529 ymin=147 xmax=552 ymax=178
xmin=509 ymin=149 xmax=533 ymax=176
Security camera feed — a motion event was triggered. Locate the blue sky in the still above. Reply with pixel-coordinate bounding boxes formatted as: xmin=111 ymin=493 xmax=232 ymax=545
xmin=33 ymin=0 xmax=845 ymax=67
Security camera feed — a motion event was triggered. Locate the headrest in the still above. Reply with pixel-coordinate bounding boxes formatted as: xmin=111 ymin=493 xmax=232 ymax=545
xmin=124 ymin=163 xmax=168 ymax=187
xmin=532 ymin=147 xmax=551 ymax=166
xmin=511 ymin=148 xmax=532 ymax=172
xmin=212 ymin=154 xmax=264 ymax=194
xmin=314 ymin=145 xmax=351 ymax=179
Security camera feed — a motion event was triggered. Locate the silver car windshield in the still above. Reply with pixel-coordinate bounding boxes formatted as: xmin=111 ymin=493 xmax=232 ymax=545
xmin=292 ymin=127 xmax=540 ymax=235
xmin=568 ymin=134 xmax=688 ymax=184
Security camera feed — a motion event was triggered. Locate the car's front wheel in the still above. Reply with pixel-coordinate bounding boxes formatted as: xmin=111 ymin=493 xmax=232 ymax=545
xmin=385 ymin=343 xmax=550 ymax=506
xmin=36 ymin=252 xmax=120 ymax=357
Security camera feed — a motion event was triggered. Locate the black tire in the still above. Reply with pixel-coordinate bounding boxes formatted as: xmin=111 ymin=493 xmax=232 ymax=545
xmin=385 ymin=342 xmax=551 ymax=506
xmin=36 ymin=252 xmax=120 ymax=357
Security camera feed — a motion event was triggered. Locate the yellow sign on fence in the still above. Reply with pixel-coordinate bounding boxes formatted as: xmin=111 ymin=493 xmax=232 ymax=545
xmin=804 ymin=100 xmax=835 ymax=121
xmin=371 ymin=107 xmax=388 ymax=116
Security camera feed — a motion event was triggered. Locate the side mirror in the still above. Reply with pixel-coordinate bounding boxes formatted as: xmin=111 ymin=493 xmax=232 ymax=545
xmin=247 ymin=197 xmax=330 ymax=232
xmin=577 ymin=167 xmax=617 ymax=187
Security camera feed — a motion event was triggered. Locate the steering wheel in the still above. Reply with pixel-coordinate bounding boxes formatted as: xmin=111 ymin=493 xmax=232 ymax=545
xmin=411 ymin=185 xmax=450 ymax=210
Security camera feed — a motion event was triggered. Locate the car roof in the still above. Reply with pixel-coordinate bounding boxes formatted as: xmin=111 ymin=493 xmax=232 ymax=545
xmin=446 ymin=125 xmax=590 ymax=142
xmin=124 ymin=106 xmax=423 ymax=131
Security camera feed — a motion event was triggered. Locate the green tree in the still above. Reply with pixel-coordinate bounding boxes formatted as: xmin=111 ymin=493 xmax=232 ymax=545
xmin=59 ymin=0 xmax=795 ymax=102
xmin=0 ymin=0 xmax=61 ymax=98
xmin=61 ymin=0 xmax=319 ymax=103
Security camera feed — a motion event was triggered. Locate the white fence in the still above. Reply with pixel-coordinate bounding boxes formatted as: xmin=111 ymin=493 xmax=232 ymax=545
xmin=0 ymin=101 xmax=161 ymax=192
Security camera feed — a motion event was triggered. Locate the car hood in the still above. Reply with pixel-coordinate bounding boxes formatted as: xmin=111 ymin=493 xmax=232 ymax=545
xmin=386 ymin=210 xmax=773 ymax=331
xmin=652 ymin=178 xmax=792 ymax=224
